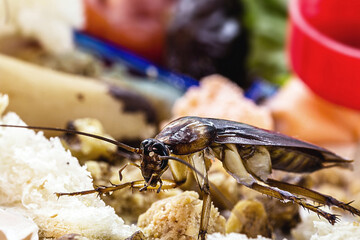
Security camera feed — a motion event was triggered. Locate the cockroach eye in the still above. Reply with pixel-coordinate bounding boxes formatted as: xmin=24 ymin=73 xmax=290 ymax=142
xmin=152 ymin=143 xmax=168 ymax=156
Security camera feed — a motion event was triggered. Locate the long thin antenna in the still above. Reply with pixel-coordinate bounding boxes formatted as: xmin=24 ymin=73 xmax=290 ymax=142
xmin=0 ymin=124 xmax=141 ymax=154
xmin=159 ymin=155 xmax=206 ymax=180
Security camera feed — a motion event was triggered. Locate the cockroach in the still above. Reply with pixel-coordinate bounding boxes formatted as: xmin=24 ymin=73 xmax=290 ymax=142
xmin=1 ymin=116 xmax=360 ymax=239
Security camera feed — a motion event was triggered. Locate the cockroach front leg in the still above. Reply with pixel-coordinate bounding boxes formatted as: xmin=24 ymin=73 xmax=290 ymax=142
xmin=118 ymin=162 xmax=141 ymax=181
xmin=189 ymin=151 xmax=212 ymax=240
xmin=55 ymin=179 xmax=180 ymax=197
xmin=198 ymin=182 xmax=211 ymax=240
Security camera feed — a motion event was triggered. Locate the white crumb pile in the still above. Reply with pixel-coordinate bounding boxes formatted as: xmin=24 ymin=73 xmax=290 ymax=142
xmin=0 ymin=95 xmax=138 ymax=239
xmin=292 ymin=211 xmax=360 ymax=240
xmin=0 ymin=0 xmax=84 ymax=54
xmin=311 ymin=221 xmax=360 ymax=240
xmin=208 ymin=232 xmax=272 ymax=240
xmin=0 ymin=208 xmax=39 ymax=240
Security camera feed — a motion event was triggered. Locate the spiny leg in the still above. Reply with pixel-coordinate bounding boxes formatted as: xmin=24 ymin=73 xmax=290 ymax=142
xmin=199 ymin=183 xmax=211 ymax=240
xmin=118 ymin=162 xmax=141 ymax=181
xmin=266 ymin=178 xmax=360 ymax=217
xmin=55 ymin=179 xmax=180 ymax=197
xmin=250 ymin=182 xmax=339 ymax=224
xmin=189 ymin=151 xmax=212 ymax=240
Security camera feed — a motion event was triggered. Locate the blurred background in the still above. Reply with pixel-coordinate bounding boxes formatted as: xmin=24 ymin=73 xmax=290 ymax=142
xmin=1 ymin=0 xmax=359 ymax=152
xmin=1 ymin=0 xmax=360 ymax=238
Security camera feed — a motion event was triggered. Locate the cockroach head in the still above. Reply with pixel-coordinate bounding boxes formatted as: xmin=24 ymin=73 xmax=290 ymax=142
xmin=139 ymin=138 xmax=170 ymax=186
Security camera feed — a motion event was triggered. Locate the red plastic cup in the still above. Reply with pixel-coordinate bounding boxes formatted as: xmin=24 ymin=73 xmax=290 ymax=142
xmin=288 ymin=0 xmax=360 ymax=110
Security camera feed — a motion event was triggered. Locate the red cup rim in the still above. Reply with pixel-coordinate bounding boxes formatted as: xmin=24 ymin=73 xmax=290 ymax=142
xmin=290 ymin=0 xmax=360 ymax=59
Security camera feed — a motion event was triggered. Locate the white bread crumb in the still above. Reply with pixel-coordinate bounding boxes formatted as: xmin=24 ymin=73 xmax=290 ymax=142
xmin=0 ymin=109 xmax=138 ymax=239
xmin=292 ymin=210 xmax=360 ymax=240
xmin=208 ymin=232 xmax=273 ymax=240
xmin=0 ymin=0 xmax=84 ymax=54
xmin=0 ymin=208 xmax=38 ymax=240
xmin=310 ymin=221 xmax=360 ymax=240
xmin=138 ymin=191 xmax=226 ymax=239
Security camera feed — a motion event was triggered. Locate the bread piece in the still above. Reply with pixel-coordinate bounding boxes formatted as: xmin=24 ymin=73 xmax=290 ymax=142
xmin=292 ymin=211 xmax=360 ymax=240
xmin=226 ymin=200 xmax=272 ymax=238
xmin=0 ymin=54 xmax=156 ymax=141
xmin=0 ymin=208 xmax=38 ymax=240
xmin=0 ymin=0 xmax=84 ymax=54
xmin=137 ymin=191 xmax=226 ymax=239
xmin=311 ymin=221 xmax=360 ymax=240
xmin=172 ymin=75 xmax=273 ymax=130
xmin=208 ymin=232 xmax=272 ymax=240
xmin=61 ymin=118 xmax=118 ymax=161
xmin=0 ymin=100 xmax=138 ymax=239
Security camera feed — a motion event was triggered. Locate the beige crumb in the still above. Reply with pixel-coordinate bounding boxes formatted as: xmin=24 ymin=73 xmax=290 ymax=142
xmin=56 ymin=233 xmax=89 ymax=240
xmin=0 ymin=94 xmax=8 ymax=116
xmin=226 ymin=200 xmax=272 ymax=238
xmin=172 ymin=74 xmax=273 ymax=130
xmin=137 ymin=191 xmax=226 ymax=240
xmin=62 ymin=118 xmax=117 ymax=161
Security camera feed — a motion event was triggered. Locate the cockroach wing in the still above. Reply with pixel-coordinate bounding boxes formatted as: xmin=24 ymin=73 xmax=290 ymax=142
xmin=156 ymin=117 xmax=217 ymax=155
xmin=204 ymin=117 xmax=352 ymax=172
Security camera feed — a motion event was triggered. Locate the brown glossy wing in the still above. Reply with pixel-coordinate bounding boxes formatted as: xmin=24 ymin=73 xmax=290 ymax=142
xmin=156 ymin=117 xmax=217 ymax=155
xmin=205 ymin=117 xmax=352 ymax=173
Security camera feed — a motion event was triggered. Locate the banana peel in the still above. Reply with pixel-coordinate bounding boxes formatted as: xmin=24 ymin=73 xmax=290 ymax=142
xmin=0 ymin=54 xmax=157 ymax=140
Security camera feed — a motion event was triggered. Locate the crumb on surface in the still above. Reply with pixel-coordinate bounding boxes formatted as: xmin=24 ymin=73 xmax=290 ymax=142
xmin=137 ymin=191 xmax=226 ymax=240
xmin=0 ymin=105 xmax=138 ymax=239
xmin=226 ymin=200 xmax=272 ymax=238
xmin=292 ymin=211 xmax=360 ymax=240
xmin=208 ymin=232 xmax=273 ymax=240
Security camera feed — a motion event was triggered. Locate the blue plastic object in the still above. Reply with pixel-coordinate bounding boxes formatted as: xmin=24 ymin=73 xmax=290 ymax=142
xmin=245 ymin=78 xmax=278 ymax=103
xmin=74 ymin=31 xmax=199 ymax=92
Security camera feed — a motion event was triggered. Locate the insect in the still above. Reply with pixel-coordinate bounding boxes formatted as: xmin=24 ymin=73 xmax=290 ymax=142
xmin=1 ymin=116 xmax=360 ymax=240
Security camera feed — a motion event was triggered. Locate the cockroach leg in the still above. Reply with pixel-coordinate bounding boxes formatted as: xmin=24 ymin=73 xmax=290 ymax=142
xmin=157 ymin=179 xmax=163 ymax=193
xmin=55 ymin=179 xmax=181 ymax=198
xmin=55 ymin=181 xmax=141 ymax=197
xmin=266 ymin=178 xmax=360 ymax=217
xmin=118 ymin=162 xmax=141 ymax=181
xmin=198 ymin=183 xmax=211 ymax=240
xmin=250 ymin=182 xmax=339 ymax=224
xmin=188 ymin=152 xmax=211 ymax=240
xmin=139 ymin=174 xmax=156 ymax=192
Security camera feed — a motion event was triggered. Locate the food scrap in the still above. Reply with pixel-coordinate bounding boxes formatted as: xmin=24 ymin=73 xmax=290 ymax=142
xmin=137 ymin=191 xmax=226 ymax=239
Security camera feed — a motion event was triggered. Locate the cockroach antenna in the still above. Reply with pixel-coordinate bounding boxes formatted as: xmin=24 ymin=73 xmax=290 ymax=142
xmin=0 ymin=124 xmax=141 ymax=154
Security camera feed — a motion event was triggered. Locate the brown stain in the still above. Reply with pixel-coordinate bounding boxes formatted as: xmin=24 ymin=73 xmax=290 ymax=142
xmin=108 ymin=85 xmax=157 ymax=124
xmin=76 ymin=93 xmax=85 ymax=102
